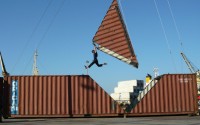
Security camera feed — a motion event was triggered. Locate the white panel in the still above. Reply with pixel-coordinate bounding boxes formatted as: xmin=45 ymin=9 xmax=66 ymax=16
xmin=110 ymin=92 xmax=131 ymax=101
xmin=110 ymin=93 xmax=120 ymax=100
xmin=118 ymin=80 xmax=138 ymax=87
xmin=114 ymin=86 xmax=134 ymax=93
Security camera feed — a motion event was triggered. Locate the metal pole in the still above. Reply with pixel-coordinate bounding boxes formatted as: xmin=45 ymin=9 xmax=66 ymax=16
xmin=124 ymin=113 xmax=126 ymax=118
xmin=86 ymin=61 xmax=89 ymax=75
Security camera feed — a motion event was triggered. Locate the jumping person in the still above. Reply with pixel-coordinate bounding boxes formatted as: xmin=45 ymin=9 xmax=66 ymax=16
xmin=85 ymin=44 xmax=106 ymax=69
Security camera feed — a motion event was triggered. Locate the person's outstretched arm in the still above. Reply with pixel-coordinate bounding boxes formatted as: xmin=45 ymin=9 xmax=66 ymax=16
xmin=94 ymin=46 xmax=97 ymax=53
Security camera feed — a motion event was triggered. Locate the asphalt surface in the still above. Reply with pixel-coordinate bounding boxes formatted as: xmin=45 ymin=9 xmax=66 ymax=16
xmin=1 ymin=116 xmax=200 ymax=125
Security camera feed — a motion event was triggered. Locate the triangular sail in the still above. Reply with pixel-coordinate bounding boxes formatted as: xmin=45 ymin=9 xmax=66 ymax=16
xmin=93 ymin=0 xmax=138 ymax=68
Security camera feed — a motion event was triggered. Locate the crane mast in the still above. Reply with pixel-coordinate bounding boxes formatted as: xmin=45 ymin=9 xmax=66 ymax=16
xmin=32 ymin=50 xmax=39 ymax=76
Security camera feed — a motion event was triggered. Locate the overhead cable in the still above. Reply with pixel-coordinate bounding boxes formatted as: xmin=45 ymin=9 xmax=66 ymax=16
xmin=11 ymin=0 xmax=53 ymax=74
xmin=154 ymin=0 xmax=177 ymax=72
xmin=166 ymin=0 xmax=184 ymax=53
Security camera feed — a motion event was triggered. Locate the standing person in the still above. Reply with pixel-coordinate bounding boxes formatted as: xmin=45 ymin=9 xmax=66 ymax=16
xmin=85 ymin=44 xmax=106 ymax=69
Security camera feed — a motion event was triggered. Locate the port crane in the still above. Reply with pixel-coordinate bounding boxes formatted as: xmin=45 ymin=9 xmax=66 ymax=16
xmin=1 ymin=50 xmax=39 ymax=77
xmin=180 ymin=52 xmax=200 ymax=77
xmin=181 ymin=53 xmax=200 ymax=75
xmin=180 ymin=52 xmax=200 ymax=92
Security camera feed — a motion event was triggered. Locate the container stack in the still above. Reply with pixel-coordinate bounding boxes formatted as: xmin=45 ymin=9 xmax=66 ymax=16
xmin=110 ymin=80 xmax=144 ymax=104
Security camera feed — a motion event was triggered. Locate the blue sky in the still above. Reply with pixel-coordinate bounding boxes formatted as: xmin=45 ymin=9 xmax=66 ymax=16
xmin=0 ymin=0 xmax=200 ymax=94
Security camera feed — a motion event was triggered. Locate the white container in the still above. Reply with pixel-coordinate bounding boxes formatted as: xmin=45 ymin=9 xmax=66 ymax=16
xmin=118 ymin=80 xmax=138 ymax=87
xmin=114 ymin=86 xmax=134 ymax=93
xmin=110 ymin=93 xmax=119 ymax=100
xmin=118 ymin=80 xmax=144 ymax=87
xmin=110 ymin=92 xmax=132 ymax=101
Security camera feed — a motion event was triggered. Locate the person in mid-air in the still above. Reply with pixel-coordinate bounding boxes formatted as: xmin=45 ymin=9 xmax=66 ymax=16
xmin=85 ymin=44 xmax=106 ymax=69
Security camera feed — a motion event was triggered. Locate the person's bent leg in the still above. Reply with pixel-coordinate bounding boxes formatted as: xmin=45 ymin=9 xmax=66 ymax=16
xmin=95 ymin=60 xmax=103 ymax=67
xmin=88 ymin=61 xmax=95 ymax=68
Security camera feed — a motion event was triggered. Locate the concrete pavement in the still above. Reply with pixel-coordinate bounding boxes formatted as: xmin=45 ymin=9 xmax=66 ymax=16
xmin=1 ymin=116 xmax=200 ymax=125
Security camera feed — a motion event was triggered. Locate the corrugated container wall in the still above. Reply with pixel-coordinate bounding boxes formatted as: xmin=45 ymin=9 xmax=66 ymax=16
xmin=0 ymin=77 xmax=3 ymax=111
xmin=2 ymin=74 xmax=198 ymax=118
xmin=4 ymin=75 xmax=123 ymax=118
xmin=92 ymin=0 xmax=138 ymax=68
xmin=0 ymin=77 xmax=2 ymax=122
xmin=129 ymin=74 xmax=198 ymax=116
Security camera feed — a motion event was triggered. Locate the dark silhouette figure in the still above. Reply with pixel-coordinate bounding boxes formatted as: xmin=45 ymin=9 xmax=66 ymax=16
xmin=85 ymin=45 xmax=106 ymax=69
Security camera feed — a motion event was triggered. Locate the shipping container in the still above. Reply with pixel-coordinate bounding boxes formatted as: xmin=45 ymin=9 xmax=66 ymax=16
xmin=0 ymin=77 xmax=3 ymax=103
xmin=0 ymin=77 xmax=2 ymax=122
xmin=111 ymin=92 xmax=132 ymax=101
xmin=118 ymin=80 xmax=143 ymax=87
xmin=114 ymin=86 xmax=134 ymax=93
xmin=127 ymin=74 xmax=198 ymax=116
xmin=0 ymin=77 xmax=3 ymax=106
xmin=3 ymin=75 xmax=123 ymax=118
xmin=2 ymin=74 xmax=198 ymax=118
xmin=93 ymin=0 xmax=138 ymax=68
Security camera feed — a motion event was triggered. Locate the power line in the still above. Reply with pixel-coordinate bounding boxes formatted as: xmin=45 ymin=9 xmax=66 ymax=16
xmin=36 ymin=0 xmax=66 ymax=49
xmin=153 ymin=0 xmax=177 ymax=72
xmin=22 ymin=0 xmax=66 ymax=75
xmin=38 ymin=59 xmax=51 ymax=75
xmin=22 ymin=51 xmax=34 ymax=75
xmin=11 ymin=0 xmax=53 ymax=74
xmin=166 ymin=0 xmax=186 ymax=73
xmin=166 ymin=0 xmax=183 ymax=51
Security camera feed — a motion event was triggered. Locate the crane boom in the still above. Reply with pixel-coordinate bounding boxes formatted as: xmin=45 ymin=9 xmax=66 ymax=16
xmin=181 ymin=53 xmax=200 ymax=114
xmin=180 ymin=52 xmax=198 ymax=73
xmin=180 ymin=52 xmax=200 ymax=95
xmin=0 ymin=52 xmax=9 ymax=77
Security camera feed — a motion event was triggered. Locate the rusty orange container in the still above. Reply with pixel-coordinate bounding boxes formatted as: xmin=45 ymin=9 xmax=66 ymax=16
xmin=93 ymin=0 xmax=138 ymax=68
xmin=3 ymin=75 xmax=123 ymax=118
xmin=2 ymin=74 xmax=198 ymax=118
xmin=128 ymin=74 xmax=198 ymax=116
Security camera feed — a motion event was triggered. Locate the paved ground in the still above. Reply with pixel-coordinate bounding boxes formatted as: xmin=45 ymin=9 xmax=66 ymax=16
xmin=1 ymin=116 xmax=200 ymax=125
